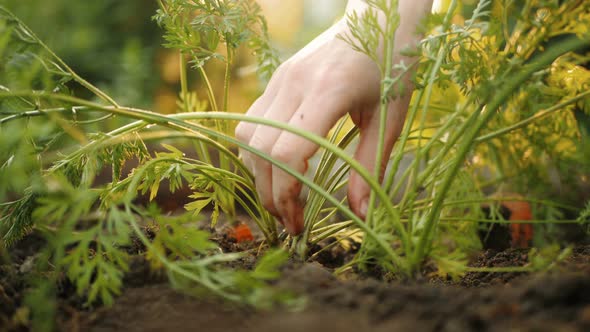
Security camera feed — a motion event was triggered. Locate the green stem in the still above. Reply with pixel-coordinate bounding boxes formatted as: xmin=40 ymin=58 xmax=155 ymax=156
xmin=180 ymin=52 xmax=213 ymax=165
xmin=0 ymin=106 xmax=110 ymax=124
xmin=363 ymin=1 xmax=408 ymax=259
xmin=198 ymin=67 xmax=219 ymax=113
xmin=197 ymin=66 xmax=222 ymax=148
xmin=223 ymin=42 xmax=232 ymax=115
xmin=179 ymin=52 xmax=189 ymax=103
xmin=398 ymin=44 xmax=447 ymax=213
xmin=3 ymin=105 xmax=249 ymax=185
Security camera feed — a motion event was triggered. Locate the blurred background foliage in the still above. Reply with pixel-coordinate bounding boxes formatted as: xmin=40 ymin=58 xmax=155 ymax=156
xmin=2 ymin=0 xmax=161 ymax=108
xmin=1 ymin=0 xmax=347 ymax=115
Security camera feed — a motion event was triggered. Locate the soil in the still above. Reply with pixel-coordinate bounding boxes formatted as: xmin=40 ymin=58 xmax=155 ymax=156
xmin=2 ymin=231 xmax=590 ymax=332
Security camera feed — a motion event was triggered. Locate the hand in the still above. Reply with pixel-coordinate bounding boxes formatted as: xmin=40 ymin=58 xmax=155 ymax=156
xmin=235 ymin=12 xmax=422 ymax=235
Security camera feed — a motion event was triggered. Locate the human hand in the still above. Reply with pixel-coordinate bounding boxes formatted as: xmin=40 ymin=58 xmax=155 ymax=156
xmin=235 ymin=2 xmax=429 ymax=235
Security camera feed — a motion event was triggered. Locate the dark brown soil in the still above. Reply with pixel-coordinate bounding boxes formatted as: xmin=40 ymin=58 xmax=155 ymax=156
xmin=2 ymin=232 xmax=590 ymax=332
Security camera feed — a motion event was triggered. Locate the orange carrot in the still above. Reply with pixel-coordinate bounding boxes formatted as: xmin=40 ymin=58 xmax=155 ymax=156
xmin=230 ymin=223 xmax=254 ymax=243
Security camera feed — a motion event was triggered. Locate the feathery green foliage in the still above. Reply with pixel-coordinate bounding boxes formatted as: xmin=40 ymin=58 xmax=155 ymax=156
xmin=153 ymin=0 xmax=278 ymax=80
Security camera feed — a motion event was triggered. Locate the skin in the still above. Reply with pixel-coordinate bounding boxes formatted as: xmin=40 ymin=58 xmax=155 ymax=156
xmin=235 ymin=0 xmax=434 ymax=235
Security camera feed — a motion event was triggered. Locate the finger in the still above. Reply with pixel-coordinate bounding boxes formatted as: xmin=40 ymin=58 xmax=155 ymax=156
xmin=235 ymin=66 xmax=287 ymax=174
xmin=271 ymin=95 xmax=347 ymax=235
xmin=235 ymin=66 xmax=287 ymax=143
xmin=249 ymin=88 xmax=302 ymax=216
xmin=348 ymin=94 xmax=411 ymax=220
xmin=235 ymin=94 xmax=273 ymax=175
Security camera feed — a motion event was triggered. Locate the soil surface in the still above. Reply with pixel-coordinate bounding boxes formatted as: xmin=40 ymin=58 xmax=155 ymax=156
xmin=2 ymin=232 xmax=590 ymax=332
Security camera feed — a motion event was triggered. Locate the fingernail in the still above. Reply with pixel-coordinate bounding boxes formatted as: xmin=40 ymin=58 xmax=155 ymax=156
xmin=284 ymin=219 xmax=297 ymax=235
xmin=360 ymin=199 xmax=368 ymax=219
xmin=284 ymin=216 xmax=304 ymax=236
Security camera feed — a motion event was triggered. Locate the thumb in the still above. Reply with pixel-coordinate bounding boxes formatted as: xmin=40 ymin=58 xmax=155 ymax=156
xmin=347 ymin=99 xmax=409 ymax=219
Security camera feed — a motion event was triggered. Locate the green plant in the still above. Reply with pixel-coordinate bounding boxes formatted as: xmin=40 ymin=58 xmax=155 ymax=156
xmin=1 ymin=3 xmax=590 ymax=330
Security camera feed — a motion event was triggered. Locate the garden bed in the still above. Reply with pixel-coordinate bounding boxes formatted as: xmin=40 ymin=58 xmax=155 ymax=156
xmin=2 ymin=228 xmax=590 ymax=332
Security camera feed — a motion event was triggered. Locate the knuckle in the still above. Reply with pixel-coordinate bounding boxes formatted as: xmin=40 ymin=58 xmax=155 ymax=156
xmin=265 ymin=62 xmax=290 ymax=88
xmin=282 ymin=62 xmax=307 ymax=84
xmin=234 ymin=122 xmax=253 ymax=143
xmin=270 ymin=140 xmax=294 ymax=164
xmin=249 ymin=133 xmax=271 ymax=153
xmin=311 ymin=67 xmax=335 ymax=88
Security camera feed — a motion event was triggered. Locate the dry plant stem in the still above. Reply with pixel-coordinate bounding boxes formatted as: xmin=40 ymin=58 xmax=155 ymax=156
xmin=412 ymin=35 xmax=590 ymax=266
